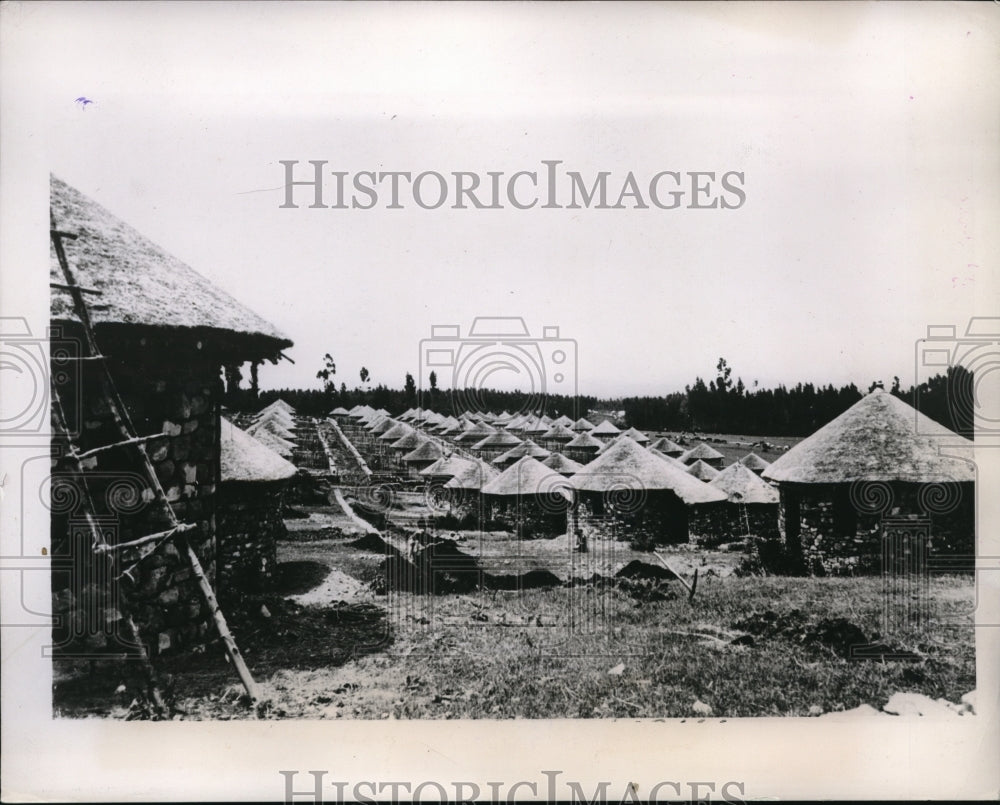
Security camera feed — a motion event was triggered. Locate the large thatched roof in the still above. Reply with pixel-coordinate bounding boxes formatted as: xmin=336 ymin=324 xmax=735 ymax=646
xmin=481 ymin=456 xmax=572 ymax=500
xmin=591 ymin=419 xmax=621 ymax=436
xmin=550 ymin=415 xmax=575 ymax=428
xmin=444 ymin=459 xmax=500 ymax=491
xmin=572 ymin=417 xmax=596 ymax=432
xmin=740 ymin=452 xmax=771 ymax=472
xmin=710 ymin=462 xmax=779 ymax=504
xmin=648 ymin=436 xmax=684 ymax=456
xmin=571 ymin=436 xmax=727 ymax=504
xmin=390 ymin=431 xmax=428 ymax=451
xmin=247 ymin=427 xmax=295 ymax=458
xmin=402 ymin=440 xmax=444 ymax=463
xmin=370 ymin=417 xmax=398 ymax=435
xmin=220 ymin=418 xmax=298 ymax=483
xmin=493 ymin=439 xmax=551 ymax=465
xmin=648 ymin=446 xmax=687 ymax=468
xmin=540 ymin=423 xmax=575 ymax=442
xmin=680 ymin=442 xmax=725 ymax=464
xmin=762 ymin=390 xmax=975 ymax=484
xmin=378 ymin=422 xmax=415 ymax=441
xmin=565 ymin=431 xmax=603 ymax=451
xmin=542 ymin=452 xmax=585 ymax=476
xmin=686 ymin=460 xmax=720 ymax=481
xmin=621 ymin=427 xmax=650 ymax=444
xmin=419 ymin=453 xmax=476 ymax=479
xmin=50 ymin=175 xmax=292 ymax=359
xmin=472 ymin=431 xmax=523 ymax=450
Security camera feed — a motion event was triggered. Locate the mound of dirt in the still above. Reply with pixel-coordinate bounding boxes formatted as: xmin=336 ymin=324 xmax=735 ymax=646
xmin=734 ymin=609 xmax=911 ymax=660
xmin=273 ymin=561 xmax=336 ymax=596
xmin=615 ymin=560 xmax=678 ymax=582
xmin=486 ymin=569 xmax=563 ymax=591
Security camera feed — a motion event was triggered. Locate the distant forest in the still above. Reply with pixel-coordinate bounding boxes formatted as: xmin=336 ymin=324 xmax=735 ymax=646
xmin=228 ymin=358 xmax=974 ymax=439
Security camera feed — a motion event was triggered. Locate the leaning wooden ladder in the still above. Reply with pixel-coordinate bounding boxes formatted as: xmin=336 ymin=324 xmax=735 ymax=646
xmin=50 ymin=214 xmax=259 ymax=715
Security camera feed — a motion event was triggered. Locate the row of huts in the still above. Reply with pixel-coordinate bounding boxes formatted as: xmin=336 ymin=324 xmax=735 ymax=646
xmin=333 ymin=390 xmax=975 ymax=572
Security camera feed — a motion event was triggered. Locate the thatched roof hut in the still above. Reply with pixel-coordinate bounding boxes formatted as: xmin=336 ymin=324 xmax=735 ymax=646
xmin=542 ymin=452 xmax=585 ymax=477
xmin=444 ymin=459 xmax=500 ymax=491
xmin=329 ymin=406 xmax=351 ymax=417
xmin=540 ymin=422 xmax=575 ymax=448
xmin=370 ymin=417 xmax=398 ymax=436
xmin=454 ymin=421 xmax=496 ymax=443
xmin=50 ymin=176 xmax=292 ymax=363
xmin=571 ymin=437 xmax=725 ymax=504
xmin=378 ymin=422 xmax=415 ymax=442
xmin=686 ymin=460 xmax=720 ymax=481
xmin=710 ymin=461 xmax=778 ymax=504
xmin=648 ymin=436 xmax=684 ymax=456
xmin=482 ymin=456 xmax=572 ymax=500
xmin=591 ymin=419 xmax=621 ymax=440
xmin=389 ymin=431 xmax=429 ymax=452
xmin=419 ymin=453 xmax=476 ymax=481
xmin=570 ymin=436 xmax=726 ymax=544
xmin=493 ymin=439 xmax=551 ymax=468
xmin=221 ymin=419 xmax=298 ymax=484
xmin=647 ymin=446 xmax=687 ymax=467
xmin=245 ymin=426 xmax=295 ymax=458
xmin=762 ymin=390 xmax=975 ymax=574
xmin=571 ymin=417 xmax=596 ymax=432
xmin=764 ymin=390 xmax=974 ymax=484
xmin=551 ymin=415 xmax=575 ymax=428
xmin=401 ymin=439 xmax=445 ymax=472
xmin=621 ymin=427 xmax=650 ymax=445
xmin=680 ymin=442 xmax=725 ymax=467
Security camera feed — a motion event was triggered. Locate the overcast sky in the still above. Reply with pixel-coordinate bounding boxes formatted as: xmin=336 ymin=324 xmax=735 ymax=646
xmin=3 ymin=2 xmax=998 ymax=399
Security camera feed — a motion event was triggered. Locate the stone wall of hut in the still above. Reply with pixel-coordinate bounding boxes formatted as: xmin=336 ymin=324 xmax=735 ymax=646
xmin=690 ymin=504 xmax=780 ymax=547
xmin=216 ymin=480 xmax=289 ymax=603
xmin=51 ymin=334 xmax=222 ymax=658
xmin=486 ymin=497 xmax=569 ymax=538
xmin=569 ymin=493 xmax=690 ymax=547
xmin=778 ymin=482 xmax=975 ymax=576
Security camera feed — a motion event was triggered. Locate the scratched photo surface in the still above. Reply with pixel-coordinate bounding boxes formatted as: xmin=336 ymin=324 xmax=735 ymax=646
xmin=2 ymin=2 xmax=998 ymax=802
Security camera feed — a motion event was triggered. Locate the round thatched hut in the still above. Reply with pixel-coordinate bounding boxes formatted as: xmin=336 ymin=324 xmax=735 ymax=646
xmin=740 ymin=452 xmax=771 ymax=475
xmin=648 ymin=436 xmax=684 ymax=457
xmin=569 ymin=436 xmax=727 ymax=545
xmin=707 ymin=461 xmax=780 ymax=542
xmin=687 ymin=459 xmax=720 ymax=481
xmin=493 ymin=438 xmax=551 ymax=469
xmin=217 ymin=419 xmax=298 ymax=602
xmin=762 ymin=389 xmax=975 ymax=574
xmin=679 ymin=442 xmax=725 ymax=468
xmin=564 ymin=430 xmax=604 ymax=463
xmin=481 ymin=456 xmax=573 ymax=537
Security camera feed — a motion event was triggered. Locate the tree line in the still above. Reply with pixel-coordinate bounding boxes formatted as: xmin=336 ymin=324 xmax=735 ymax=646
xmin=227 ymin=355 xmax=974 ymax=439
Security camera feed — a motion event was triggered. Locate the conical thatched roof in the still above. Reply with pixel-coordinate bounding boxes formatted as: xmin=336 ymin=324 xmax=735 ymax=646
xmin=762 ymin=390 xmax=975 ymax=484
xmin=648 ymin=446 xmax=687 ymax=468
xmin=686 ymin=459 xmax=721 ymax=481
xmin=370 ymin=417 xmax=398 ymax=435
xmin=49 ymin=176 xmax=292 ymax=359
xmin=419 ymin=453 xmax=476 ymax=479
xmin=378 ymin=422 xmax=415 ymax=441
xmin=504 ymin=413 xmax=530 ymax=430
xmin=571 ymin=436 xmax=726 ymax=504
xmin=348 ymin=405 xmax=375 ymax=419
xmin=493 ymin=439 xmax=551 ymax=464
xmin=481 ymin=456 xmax=572 ymax=500
xmin=329 ymin=406 xmax=351 ymax=416
xmin=542 ymin=452 xmax=585 ymax=476
xmin=680 ymin=442 xmax=724 ymax=464
xmin=220 ymin=419 xmax=298 ymax=483
xmin=252 ymin=408 xmax=295 ymax=429
xmin=710 ymin=461 xmax=779 ymax=504
xmin=434 ymin=416 xmax=461 ymax=432
xmin=591 ymin=419 xmax=621 ymax=436
xmin=419 ymin=410 xmax=445 ymax=426
xmin=740 ymin=452 xmax=771 ymax=472
xmin=259 ymin=399 xmax=295 ymax=415
xmin=471 ymin=431 xmax=523 ymax=450
xmin=565 ymin=431 xmax=603 ymax=451
xmin=455 ymin=422 xmax=496 ymax=442
xmin=402 ymin=439 xmax=444 ymax=463
xmin=248 ymin=427 xmax=296 ymax=458
xmin=248 ymin=418 xmax=296 ymax=441
xmin=444 ymin=459 xmax=500 ymax=490
xmin=397 ymin=408 xmax=417 ymax=421
xmin=390 ymin=431 xmax=429 ymax=451
xmin=540 ymin=423 xmax=575 ymax=442
xmin=648 ymin=436 xmax=684 ymax=456
xmin=551 ymin=415 xmax=575 ymax=428
xmin=572 ymin=417 xmax=596 ymax=432
xmin=621 ymin=427 xmax=650 ymax=444
xmin=363 ymin=413 xmax=391 ymax=430
xmin=347 ymin=404 xmax=365 ymax=415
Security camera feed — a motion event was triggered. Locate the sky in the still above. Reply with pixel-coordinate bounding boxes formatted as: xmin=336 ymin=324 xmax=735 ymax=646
xmin=2 ymin=2 xmax=997 ymax=399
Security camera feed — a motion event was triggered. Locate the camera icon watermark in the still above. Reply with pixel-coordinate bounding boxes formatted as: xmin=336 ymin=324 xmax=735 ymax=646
xmin=915 ymin=316 xmax=1000 ymax=444
xmin=419 ymin=317 xmax=577 ymax=419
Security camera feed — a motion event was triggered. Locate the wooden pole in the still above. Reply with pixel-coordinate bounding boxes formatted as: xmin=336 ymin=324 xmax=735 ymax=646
xmin=651 ymin=550 xmax=699 ymax=602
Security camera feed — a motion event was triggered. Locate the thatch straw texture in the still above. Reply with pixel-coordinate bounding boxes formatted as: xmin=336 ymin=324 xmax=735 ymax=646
xmin=648 ymin=436 xmax=684 ymax=455
xmin=740 ymin=452 xmax=771 ymax=472
xmin=50 ymin=176 xmax=292 ymax=354
xmin=493 ymin=439 xmax=551 ymax=465
xmin=571 ymin=436 xmax=726 ymax=504
xmin=710 ymin=461 xmax=779 ymax=504
xmin=762 ymin=390 xmax=975 ymax=484
xmin=481 ymin=456 xmax=572 ymax=500
xmin=591 ymin=420 xmax=621 ymax=436
xmin=621 ymin=427 xmax=650 ymax=444
xmin=680 ymin=442 xmax=725 ymax=464
xmin=444 ymin=459 xmax=500 ymax=490
xmin=686 ymin=460 xmax=720 ymax=481
xmin=572 ymin=418 xmax=596 ymax=432
xmin=220 ymin=419 xmax=298 ymax=483
xmin=402 ymin=440 xmax=444 ymax=463
xmin=542 ymin=452 xmax=585 ymax=476
xmin=420 ymin=454 xmax=476 ymax=479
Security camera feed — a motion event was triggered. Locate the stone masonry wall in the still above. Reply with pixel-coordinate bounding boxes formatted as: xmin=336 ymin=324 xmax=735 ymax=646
xmin=51 ymin=334 xmax=222 ymax=658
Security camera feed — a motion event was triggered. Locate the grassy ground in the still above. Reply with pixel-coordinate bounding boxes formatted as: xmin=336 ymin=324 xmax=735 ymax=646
xmin=53 ymin=562 xmax=974 ymax=720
